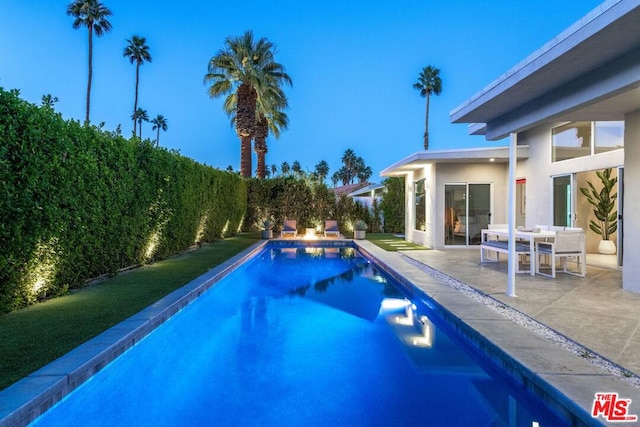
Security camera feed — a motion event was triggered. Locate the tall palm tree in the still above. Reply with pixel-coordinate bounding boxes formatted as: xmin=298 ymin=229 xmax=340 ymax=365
xmin=314 ymin=160 xmax=330 ymax=184
xmin=66 ymin=0 xmax=112 ymax=124
xmin=204 ymin=30 xmax=292 ymax=178
xmin=281 ymin=161 xmax=290 ymax=176
xmin=341 ymin=149 xmax=357 ymax=184
xmin=151 ymin=114 xmax=168 ymax=146
xmin=357 ymin=166 xmax=373 ymax=183
xmin=254 ymin=87 xmax=289 ymax=179
xmin=291 ymin=161 xmax=303 ymax=177
xmin=413 ymin=65 xmax=442 ymax=150
xmin=123 ymin=35 xmax=152 ymax=134
xmin=331 ymin=171 xmax=341 ymax=187
xmin=131 ymin=108 xmax=148 ymax=138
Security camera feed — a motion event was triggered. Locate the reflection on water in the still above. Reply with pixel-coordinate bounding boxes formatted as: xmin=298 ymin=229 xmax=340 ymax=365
xmin=258 ymin=247 xmax=401 ymax=321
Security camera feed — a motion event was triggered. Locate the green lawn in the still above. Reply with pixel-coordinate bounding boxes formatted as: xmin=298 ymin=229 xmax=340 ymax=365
xmin=366 ymin=233 xmax=430 ymax=251
xmin=0 ymin=233 xmax=261 ymax=391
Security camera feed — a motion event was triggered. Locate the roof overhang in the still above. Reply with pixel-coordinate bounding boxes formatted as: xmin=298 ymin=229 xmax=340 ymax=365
xmin=450 ymin=0 xmax=640 ymax=140
xmin=380 ymin=146 xmax=529 ymax=177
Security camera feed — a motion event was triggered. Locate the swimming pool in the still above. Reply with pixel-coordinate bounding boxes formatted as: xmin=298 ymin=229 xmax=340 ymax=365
xmin=28 ymin=242 xmax=571 ymax=426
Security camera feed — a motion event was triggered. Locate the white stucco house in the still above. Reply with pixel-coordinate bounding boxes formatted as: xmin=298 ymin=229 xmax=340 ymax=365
xmin=381 ymin=0 xmax=640 ymax=292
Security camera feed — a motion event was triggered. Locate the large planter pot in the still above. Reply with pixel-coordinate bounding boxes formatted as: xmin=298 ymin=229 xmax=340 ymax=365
xmin=598 ymin=239 xmax=616 ymax=255
xmin=261 ymin=230 xmax=273 ymax=239
xmin=354 ymin=230 xmax=366 ymax=240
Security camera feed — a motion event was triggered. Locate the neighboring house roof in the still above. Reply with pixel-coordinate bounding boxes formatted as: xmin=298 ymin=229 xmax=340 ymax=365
xmin=331 ymin=182 xmax=371 ymax=196
xmin=380 ymin=146 xmax=529 ymax=177
xmin=450 ymin=0 xmax=640 ymax=140
xmin=348 ymin=183 xmax=383 ymax=197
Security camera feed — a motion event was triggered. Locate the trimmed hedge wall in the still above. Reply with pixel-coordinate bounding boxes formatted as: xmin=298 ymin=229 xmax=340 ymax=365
xmin=244 ymin=176 xmax=373 ymax=235
xmin=380 ymin=177 xmax=405 ymax=233
xmin=0 ymin=88 xmax=246 ymax=312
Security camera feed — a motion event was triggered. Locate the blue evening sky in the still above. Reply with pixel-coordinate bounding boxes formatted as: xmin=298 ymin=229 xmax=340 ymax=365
xmin=0 ymin=0 xmax=603 ymax=180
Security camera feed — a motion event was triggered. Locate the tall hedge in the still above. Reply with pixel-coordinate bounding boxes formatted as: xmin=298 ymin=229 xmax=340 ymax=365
xmin=0 ymin=88 xmax=246 ymax=312
xmin=245 ymin=176 xmax=373 ymax=235
xmin=380 ymin=177 xmax=405 ymax=233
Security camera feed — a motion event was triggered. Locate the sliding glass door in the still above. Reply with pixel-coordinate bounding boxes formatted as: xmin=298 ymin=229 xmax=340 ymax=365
xmin=553 ymin=175 xmax=573 ymax=227
xmin=445 ymin=183 xmax=491 ymax=246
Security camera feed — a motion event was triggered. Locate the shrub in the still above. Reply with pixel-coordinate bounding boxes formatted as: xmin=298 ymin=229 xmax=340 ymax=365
xmin=380 ymin=177 xmax=405 ymax=233
xmin=245 ymin=177 xmax=372 ymax=235
xmin=0 ymin=87 xmax=246 ymax=312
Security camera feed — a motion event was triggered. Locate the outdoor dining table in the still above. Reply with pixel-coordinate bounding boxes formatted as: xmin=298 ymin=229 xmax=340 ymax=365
xmin=480 ymin=228 xmax=556 ymax=276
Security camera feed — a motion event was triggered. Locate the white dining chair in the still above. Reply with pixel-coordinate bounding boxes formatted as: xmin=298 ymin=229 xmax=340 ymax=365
xmin=535 ymin=230 xmax=586 ymax=278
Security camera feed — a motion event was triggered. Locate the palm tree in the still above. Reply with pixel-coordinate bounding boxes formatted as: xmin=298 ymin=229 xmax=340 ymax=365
xmin=123 ymin=35 xmax=152 ymax=134
xmin=331 ymin=172 xmax=340 ymax=187
xmin=357 ymin=166 xmax=373 ymax=183
xmin=204 ymin=30 xmax=292 ymax=178
xmin=270 ymin=164 xmax=278 ymax=176
xmin=281 ymin=161 xmax=290 ymax=176
xmin=131 ymin=108 xmax=148 ymax=138
xmin=254 ymin=87 xmax=289 ymax=179
xmin=314 ymin=160 xmax=330 ymax=184
xmin=413 ymin=65 xmax=442 ymax=150
xmin=341 ymin=149 xmax=357 ymax=184
xmin=291 ymin=160 xmax=303 ymax=177
xmin=66 ymin=0 xmax=112 ymax=124
xmin=151 ymin=114 xmax=167 ymax=146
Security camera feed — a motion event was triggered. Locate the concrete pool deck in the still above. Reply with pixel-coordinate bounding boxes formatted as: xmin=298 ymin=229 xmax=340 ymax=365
xmin=355 ymin=240 xmax=640 ymax=426
xmin=1 ymin=238 xmax=638 ymax=426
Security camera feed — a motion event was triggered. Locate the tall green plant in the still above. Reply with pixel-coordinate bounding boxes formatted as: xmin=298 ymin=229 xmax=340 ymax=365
xmin=244 ymin=177 xmax=371 ymax=235
xmin=413 ymin=65 xmax=442 ymax=150
xmin=204 ymin=31 xmax=292 ymax=178
xmin=66 ymin=0 xmax=113 ymax=124
xmin=123 ymin=35 xmax=152 ymax=134
xmin=380 ymin=177 xmax=405 ymax=233
xmin=0 ymin=87 xmax=246 ymax=312
xmin=579 ymin=168 xmax=618 ymax=240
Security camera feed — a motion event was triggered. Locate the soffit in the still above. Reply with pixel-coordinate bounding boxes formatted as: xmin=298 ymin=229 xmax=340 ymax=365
xmin=450 ymin=1 xmax=640 ymax=125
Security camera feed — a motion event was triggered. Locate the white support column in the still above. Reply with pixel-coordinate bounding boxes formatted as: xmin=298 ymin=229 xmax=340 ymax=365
xmin=507 ymin=133 xmax=517 ymax=297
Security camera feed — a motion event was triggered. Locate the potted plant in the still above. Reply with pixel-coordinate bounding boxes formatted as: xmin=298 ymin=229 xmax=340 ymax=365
xmin=579 ymin=168 xmax=618 ymax=254
xmin=353 ymin=220 xmax=368 ymax=240
xmin=261 ymin=219 xmax=274 ymax=239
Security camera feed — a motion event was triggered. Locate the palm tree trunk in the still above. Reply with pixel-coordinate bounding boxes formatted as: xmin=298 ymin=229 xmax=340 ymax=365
xmin=254 ymin=116 xmax=268 ymax=179
xmin=156 ymin=128 xmax=160 ymax=146
xmin=257 ymin=151 xmax=266 ymax=178
xmin=86 ymin=25 xmax=93 ymax=124
xmin=240 ymin=136 xmax=252 ymax=178
xmin=236 ymin=83 xmax=256 ymax=178
xmin=138 ymin=120 xmax=142 ymax=139
xmin=424 ymin=94 xmax=430 ymax=150
xmin=133 ymin=64 xmax=139 ymax=134
xmin=255 ymin=141 xmax=267 ymax=179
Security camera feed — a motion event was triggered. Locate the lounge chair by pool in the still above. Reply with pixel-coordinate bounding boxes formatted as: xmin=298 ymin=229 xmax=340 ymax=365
xmin=324 ymin=220 xmax=340 ymax=238
xmin=281 ymin=219 xmax=297 ymax=238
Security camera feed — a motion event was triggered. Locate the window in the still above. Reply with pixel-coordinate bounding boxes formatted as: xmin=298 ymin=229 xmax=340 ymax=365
xmin=414 ymin=179 xmax=425 ymax=231
xmin=552 ymin=121 xmax=624 ymax=162
xmin=552 ymin=121 xmax=591 ymax=161
xmin=595 ymin=121 xmax=624 ymax=154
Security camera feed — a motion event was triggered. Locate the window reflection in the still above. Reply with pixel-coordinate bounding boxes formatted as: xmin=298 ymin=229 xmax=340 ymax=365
xmin=415 ymin=179 xmax=426 ymax=231
xmin=552 ymin=121 xmax=624 ymax=161
xmin=595 ymin=121 xmax=624 ymax=154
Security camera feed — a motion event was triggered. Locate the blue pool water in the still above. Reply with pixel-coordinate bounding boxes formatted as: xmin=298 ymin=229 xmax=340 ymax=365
xmin=32 ymin=244 xmax=571 ymax=426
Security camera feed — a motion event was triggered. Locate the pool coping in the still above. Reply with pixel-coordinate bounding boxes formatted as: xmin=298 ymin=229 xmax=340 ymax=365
xmin=0 ymin=240 xmax=269 ymax=427
xmin=354 ymin=240 xmax=640 ymax=427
